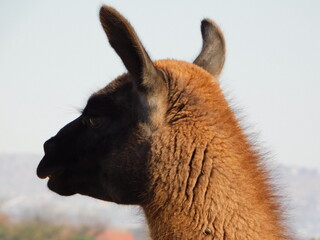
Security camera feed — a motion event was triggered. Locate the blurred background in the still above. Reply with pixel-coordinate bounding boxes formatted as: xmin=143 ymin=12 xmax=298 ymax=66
xmin=0 ymin=0 xmax=319 ymax=239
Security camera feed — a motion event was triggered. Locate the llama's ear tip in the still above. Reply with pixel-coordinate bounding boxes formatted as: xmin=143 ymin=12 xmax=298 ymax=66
xmin=201 ymin=18 xmax=211 ymax=24
xmin=99 ymin=5 xmax=106 ymax=12
xmin=99 ymin=5 xmax=115 ymax=17
xmin=201 ymin=18 xmax=219 ymax=30
xmin=99 ymin=6 xmax=107 ymax=20
xmin=201 ymin=18 xmax=212 ymax=26
xmin=200 ymin=18 xmax=224 ymax=42
xmin=100 ymin=5 xmax=111 ymax=10
xmin=99 ymin=5 xmax=116 ymax=26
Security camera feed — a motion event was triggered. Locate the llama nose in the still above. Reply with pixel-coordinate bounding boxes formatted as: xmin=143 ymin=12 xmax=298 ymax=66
xmin=43 ymin=137 xmax=55 ymax=154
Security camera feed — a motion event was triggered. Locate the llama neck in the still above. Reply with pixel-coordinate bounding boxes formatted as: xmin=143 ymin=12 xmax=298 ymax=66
xmin=143 ymin=126 xmax=289 ymax=240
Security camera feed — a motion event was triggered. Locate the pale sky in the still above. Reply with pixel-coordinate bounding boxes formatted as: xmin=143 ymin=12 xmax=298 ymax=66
xmin=0 ymin=0 xmax=319 ymax=169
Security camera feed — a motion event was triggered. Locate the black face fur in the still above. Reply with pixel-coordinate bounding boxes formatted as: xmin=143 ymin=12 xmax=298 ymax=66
xmin=37 ymin=77 xmax=150 ymax=204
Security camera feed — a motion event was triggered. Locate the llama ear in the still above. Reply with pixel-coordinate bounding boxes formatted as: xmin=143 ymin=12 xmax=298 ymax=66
xmin=193 ymin=19 xmax=226 ymax=78
xmin=99 ymin=6 xmax=164 ymax=92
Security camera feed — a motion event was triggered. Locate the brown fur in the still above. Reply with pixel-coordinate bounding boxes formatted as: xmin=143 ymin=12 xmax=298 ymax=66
xmin=37 ymin=6 xmax=291 ymax=240
xmin=143 ymin=60 xmax=289 ymax=239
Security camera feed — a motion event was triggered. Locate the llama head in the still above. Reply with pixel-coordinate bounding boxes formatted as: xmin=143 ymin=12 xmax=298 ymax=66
xmin=37 ymin=6 xmax=225 ymax=205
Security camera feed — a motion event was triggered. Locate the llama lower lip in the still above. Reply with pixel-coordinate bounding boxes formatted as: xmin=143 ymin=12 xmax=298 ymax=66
xmin=47 ymin=171 xmax=75 ymax=196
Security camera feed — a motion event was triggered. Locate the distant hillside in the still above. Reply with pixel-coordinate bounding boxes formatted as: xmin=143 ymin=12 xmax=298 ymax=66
xmin=0 ymin=154 xmax=319 ymax=238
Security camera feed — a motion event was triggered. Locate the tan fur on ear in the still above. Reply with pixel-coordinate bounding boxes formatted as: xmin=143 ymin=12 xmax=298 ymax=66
xmin=194 ymin=19 xmax=226 ymax=78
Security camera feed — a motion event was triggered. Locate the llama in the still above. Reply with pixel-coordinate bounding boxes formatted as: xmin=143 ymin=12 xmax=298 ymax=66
xmin=37 ymin=6 xmax=291 ymax=239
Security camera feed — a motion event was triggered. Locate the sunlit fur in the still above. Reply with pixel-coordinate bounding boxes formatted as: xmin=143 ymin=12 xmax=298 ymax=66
xmin=144 ymin=60 xmax=290 ymax=239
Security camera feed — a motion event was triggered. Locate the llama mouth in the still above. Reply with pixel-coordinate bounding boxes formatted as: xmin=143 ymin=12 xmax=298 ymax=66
xmin=46 ymin=169 xmax=64 ymax=179
xmin=37 ymin=156 xmax=75 ymax=196
xmin=37 ymin=165 xmax=63 ymax=179
xmin=47 ymin=170 xmax=76 ymax=196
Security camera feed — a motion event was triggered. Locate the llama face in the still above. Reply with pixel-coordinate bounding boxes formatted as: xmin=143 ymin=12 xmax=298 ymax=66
xmin=37 ymin=76 xmax=153 ymax=204
xmin=37 ymin=6 xmax=225 ymax=205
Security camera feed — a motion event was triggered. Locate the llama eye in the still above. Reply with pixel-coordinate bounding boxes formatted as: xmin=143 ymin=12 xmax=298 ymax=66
xmin=88 ymin=116 xmax=105 ymax=128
